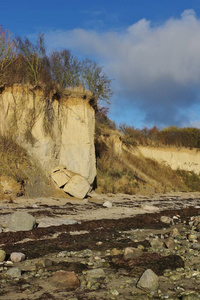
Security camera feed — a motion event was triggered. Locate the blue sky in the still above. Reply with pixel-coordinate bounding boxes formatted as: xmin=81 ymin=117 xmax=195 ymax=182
xmin=2 ymin=0 xmax=200 ymax=128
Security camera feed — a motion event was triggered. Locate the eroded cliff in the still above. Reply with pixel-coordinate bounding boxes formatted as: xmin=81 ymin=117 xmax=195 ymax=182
xmin=0 ymin=84 xmax=96 ymax=197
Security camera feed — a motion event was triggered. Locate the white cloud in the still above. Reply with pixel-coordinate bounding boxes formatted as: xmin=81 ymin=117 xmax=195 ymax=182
xmin=45 ymin=9 xmax=200 ymax=127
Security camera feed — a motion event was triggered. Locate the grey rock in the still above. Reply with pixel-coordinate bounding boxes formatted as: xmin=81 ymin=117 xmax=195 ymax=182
xmin=137 ymin=269 xmax=159 ymax=292
xmin=6 ymin=267 xmax=21 ymax=278
xmin=150 ymin=239 xmax=164 ymax=249
xmin=8 ymin=212 xmax=36 ymax=231
xmin=86 ymin=268 xmax=106 ymax=288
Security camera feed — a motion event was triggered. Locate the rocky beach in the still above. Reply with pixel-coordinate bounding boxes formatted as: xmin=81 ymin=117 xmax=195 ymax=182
xmin=0 ymin=192 xmax=200 ymax=299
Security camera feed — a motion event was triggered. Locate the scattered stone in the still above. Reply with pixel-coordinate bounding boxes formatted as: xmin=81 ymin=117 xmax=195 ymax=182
xmin=103 ymin=201 xmax=112 ymax=208
xmin=36 ymin=259 xmax=53 ymax=269
xmin=6 ymin=267 xmax=21 ymax=278
xmin=0 ymin=250 xmax=6 ymax=262
xmin=50 ymin=270 xmax=80 ymax=290
xmin=110 ymin=289 xmax=119 ymax=296
xmin=165 ymin=237 xmax=175 ymax=249
xmin=8 ymin=212 xmax=36 ymax=231
xmin=137 ymin=269 xmax=159 ymax=292
xmin=10 ymin=252 xmax=25 ymax=263
xmin=188 ymin=233 xmax=198 ymax=242
xmin=57 ymin=251 xmax=69 ymax=258
xmin=123 ymin=247 xmax=143 ymax=260
xmin=86 ymin=268 xmax=106 ymax=288
xmin=110 ymin=248 xmax=121 ymax=256
xmin=82 ymin=249 xmax=93 ymax=257
xmin=160 ymin=216 xmax=173 ymax=224
xmin=150 ymin=239 xmax=164 ymax=249
xmin=170 ymin=228 xmax=180 ymax=238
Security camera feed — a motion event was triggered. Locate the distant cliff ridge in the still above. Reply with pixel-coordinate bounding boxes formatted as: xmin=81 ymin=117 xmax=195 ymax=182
xmin=0 ymin=84 xmax=96 ymax=197
xmin=138 ymin=146 xmax=200 ymax=174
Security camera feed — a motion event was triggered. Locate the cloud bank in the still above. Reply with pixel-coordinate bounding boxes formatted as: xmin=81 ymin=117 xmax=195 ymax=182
xmin=45 ymin=10 xmax=200 ymax=127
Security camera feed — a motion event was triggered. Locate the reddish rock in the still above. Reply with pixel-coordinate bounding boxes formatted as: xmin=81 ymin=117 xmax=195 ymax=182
xmin=50 ymin=271 xmax=80 ymax=290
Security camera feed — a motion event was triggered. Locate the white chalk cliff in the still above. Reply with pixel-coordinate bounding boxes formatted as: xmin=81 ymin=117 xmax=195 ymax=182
xmin=0 ymin=84 xmax=96 ymax=194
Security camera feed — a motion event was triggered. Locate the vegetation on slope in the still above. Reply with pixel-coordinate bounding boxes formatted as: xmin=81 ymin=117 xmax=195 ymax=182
xmin=95 ymin=110 xmax=200 ymax=194
xmin=120 ymin=124 xmax=200 ymax=149
xmin=0 ymin=135 xmax=29 ymax=182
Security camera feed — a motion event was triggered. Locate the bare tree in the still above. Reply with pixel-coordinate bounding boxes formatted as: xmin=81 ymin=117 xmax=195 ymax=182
xmin=16 ymin=33 xmax=48 ymax=86
xmin=80 ymin=59 xmax=112 ymax=103
xmin=0 ymin=26 xmax=16 ymax=83
xmin=50 ymin=49 xmax=80 ymax=88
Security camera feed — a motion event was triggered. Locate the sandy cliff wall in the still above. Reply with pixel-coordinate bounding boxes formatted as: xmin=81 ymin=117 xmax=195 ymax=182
xmin=138 ymin=146 xmax=200 ymax=174
xmin=0 ymin=84 xmax=96 ymax=185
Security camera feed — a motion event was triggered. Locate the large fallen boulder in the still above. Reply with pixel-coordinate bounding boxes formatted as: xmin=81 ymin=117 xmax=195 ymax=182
xmin=63 ymin=174 xmax=90 ymax=199
xmin=51 ymin=166 xmax=74 ymax=188
xmin=51 ymin=166 xmax=90 ymax=199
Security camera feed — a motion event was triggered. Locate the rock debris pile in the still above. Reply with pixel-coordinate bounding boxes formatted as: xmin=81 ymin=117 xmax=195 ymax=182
xmin=51 ymin=165 xmax=91 ymax=199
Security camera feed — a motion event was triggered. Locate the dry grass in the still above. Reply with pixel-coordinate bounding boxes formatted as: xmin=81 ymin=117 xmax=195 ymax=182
xmin=0 ymin=135 xmax=29 ymax=182
xmin=96 ymin=139 xmax=189 ymax=194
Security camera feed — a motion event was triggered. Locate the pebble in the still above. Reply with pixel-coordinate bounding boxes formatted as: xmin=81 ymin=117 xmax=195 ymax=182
xmin=123 ymin=247 xmax=143 ymax=260
xmin=110 ymin=289 xmax=119 ymax=296
xmin=0 ymin=250 xmax=6 ymax=262
xmin=86 ymin=268 xmax=106 ymax=289
xmin=165 ymin=237 xmax=175 ymax=249
xmin=160 ymin=216 xmax=173 ymax=224
xmin=170 ymin=228 xmax=180 ymax=237
xmin=110 ymin=248 xmax=121 ymax=256
xmin=10 ymin=252 xmax=25 ymax=263
xmin=103 ymin=201 xmax=112 ymax=208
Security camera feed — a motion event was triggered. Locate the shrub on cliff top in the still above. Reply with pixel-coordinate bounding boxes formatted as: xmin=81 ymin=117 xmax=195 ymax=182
xmin=0 ymin=27 xmax=112 ymax=106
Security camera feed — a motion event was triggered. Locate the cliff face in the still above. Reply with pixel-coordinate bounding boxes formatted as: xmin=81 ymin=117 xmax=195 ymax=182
xmin=0 ymin=85 xmax=96 ymax=189
xmin=138 ymin=146 xmax=200 ymax=174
